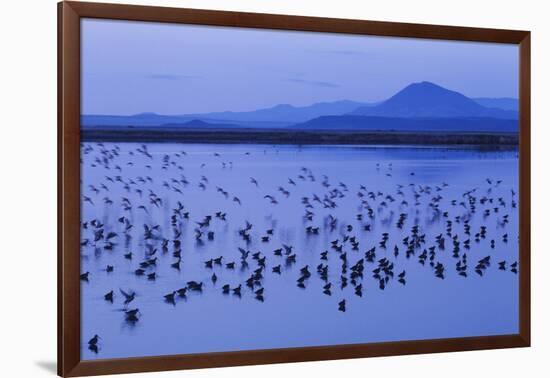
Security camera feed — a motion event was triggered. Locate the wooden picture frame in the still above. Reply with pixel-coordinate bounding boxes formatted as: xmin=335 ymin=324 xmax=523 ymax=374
xmin=58 ymin=1 xmax=531 ymax=376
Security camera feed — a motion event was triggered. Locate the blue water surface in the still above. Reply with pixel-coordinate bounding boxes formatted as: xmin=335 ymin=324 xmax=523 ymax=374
xmin=80 ymin=143 xmax=519 ymax=360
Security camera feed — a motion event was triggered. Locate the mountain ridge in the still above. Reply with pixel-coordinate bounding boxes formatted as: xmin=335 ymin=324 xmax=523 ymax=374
xmin=184 ymin=100 xmax=370 ymax=123
xmin=82 ymin=81 xmax=518 ymax=132
xmin=291 ymin=115 xmax=518 ymax=133
xmin=349 ymin=82 xmax=517 ymax=119
xmin=82 ymin=100 xmax=370 ymax=128
xmin=472 ymin=97 xmax=519 ymax=112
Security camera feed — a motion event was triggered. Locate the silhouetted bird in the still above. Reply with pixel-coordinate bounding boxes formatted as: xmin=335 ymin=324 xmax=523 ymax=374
xmin=164 ymin=291 xmax=176 ymax=304
xmin=120 ymin=289 xmax=135 ymax=305
xmin=338 ymin=299 xmax=346 ymax=312
xmin=104 ymin=290 xmax=113 ymax=302
xmin=88 ymin=334 xmax=100 ymax=353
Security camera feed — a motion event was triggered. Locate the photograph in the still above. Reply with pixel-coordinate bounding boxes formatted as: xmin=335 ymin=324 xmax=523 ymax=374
xmin=79 ymin=18 xmax=520 ymax=360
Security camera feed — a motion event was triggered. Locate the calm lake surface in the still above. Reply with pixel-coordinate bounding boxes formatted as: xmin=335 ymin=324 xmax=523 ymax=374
xmin=80 ymin=143 xmax=519 ymax=360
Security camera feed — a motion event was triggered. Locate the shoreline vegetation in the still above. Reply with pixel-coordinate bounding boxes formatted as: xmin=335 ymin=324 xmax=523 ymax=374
xmin=81 ymin=127 xmax=518 ymax=148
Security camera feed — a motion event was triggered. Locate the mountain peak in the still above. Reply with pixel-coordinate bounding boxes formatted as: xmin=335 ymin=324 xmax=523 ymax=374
xmin=409 ymin=81 xmax=443 ymax=88
xmin=397 ymin=81 xmax=464 ymax=98
xmin=133 ymin=112 xmax=160 ymax=117
xmin=184 ymin=119 xmax=209 ymax=126
xmin=271 ymin=103 xmax=295 ymax=110
xmin=350 ymin=82 xmax=516 ymax=119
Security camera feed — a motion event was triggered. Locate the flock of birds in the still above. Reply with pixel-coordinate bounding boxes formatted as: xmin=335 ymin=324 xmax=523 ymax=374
xmin=81 ymin=143 xmax=518 ymax=354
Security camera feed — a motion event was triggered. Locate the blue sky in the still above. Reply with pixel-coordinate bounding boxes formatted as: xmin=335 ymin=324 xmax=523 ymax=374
xmin=81 ymin=19 xmax=519 ymax=115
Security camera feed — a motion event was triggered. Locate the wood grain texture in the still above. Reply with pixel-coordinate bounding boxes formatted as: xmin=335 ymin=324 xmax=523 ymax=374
xmin=518 ymin=33 xmax=531 ymax=345
xmin=67 ymin=1 xmax=528 ymax=43
xmin=58 ymin=2 xmax=81 ymax=376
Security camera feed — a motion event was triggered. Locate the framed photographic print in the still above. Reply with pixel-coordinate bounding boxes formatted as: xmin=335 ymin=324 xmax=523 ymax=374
xmin=58 ymin=1 xmax=531 ymax=376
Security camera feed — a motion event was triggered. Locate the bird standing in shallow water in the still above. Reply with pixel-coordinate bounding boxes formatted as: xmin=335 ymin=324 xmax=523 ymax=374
xmin=164 ymin=291 xmax=176 ymax=304
xmin=104 ymin=290 xmax=114 ymax=302
xmin=222 ymin=284 xmax=230 ymax=294
xmin=338 ymin=299 xmax=346 ymax=312
xmin=232 ymin=285 xmax=242 ymax=297
xmin=88 ymin=334 xmax=100 ymax=353
xmin=125 ymin=308 xmax=140 ymax=322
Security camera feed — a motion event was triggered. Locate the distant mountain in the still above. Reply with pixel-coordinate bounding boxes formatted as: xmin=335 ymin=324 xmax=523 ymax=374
xmin=82 ymin=82 xmax=518 ymax=133
xmin=82 ymin=100 xmax=371 ymax=128
xmin=82 ymin=113 xmax=290 ymax=129
xmin=162 ymin=119 xmax=243 ymax=129
xmin=350 ymin=82 xmax=518 ymax=119
xmin=473 ymin=97 xmax=519 ymax=112
xmin=185 ymin=100 xmax=370 ymax=124
xmin=83 ymin=113 xmax=192 ymax=127
xmin=291 ymin=115 xmax=518 ymax=133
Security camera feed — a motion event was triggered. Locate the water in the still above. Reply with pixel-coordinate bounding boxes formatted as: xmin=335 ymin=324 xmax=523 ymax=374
xmin=80 ymin=143 xmax=519 ymax=360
